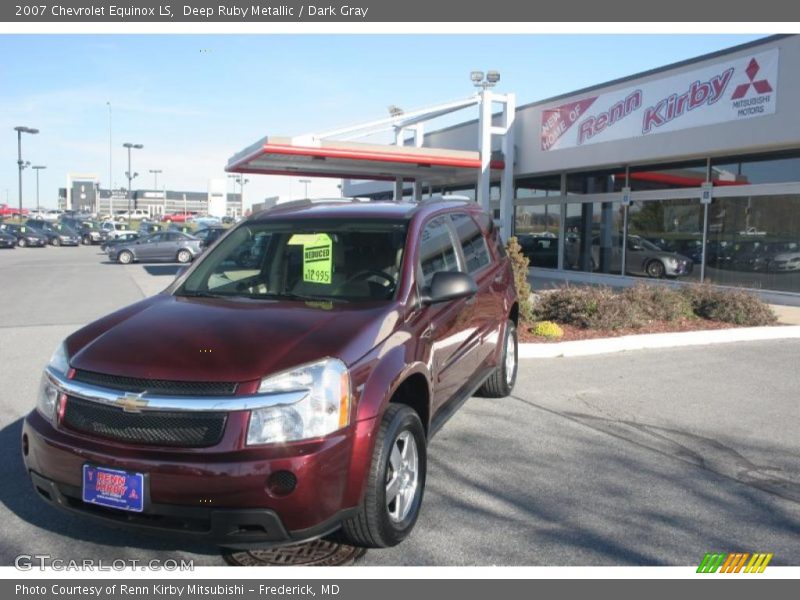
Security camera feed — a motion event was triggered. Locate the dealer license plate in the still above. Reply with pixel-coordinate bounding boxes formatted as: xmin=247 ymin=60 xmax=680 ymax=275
xmin=82 ymin=465 xmax=144 ymax=512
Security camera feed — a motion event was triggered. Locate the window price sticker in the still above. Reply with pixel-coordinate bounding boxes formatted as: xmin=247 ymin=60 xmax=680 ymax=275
xmin=290 ymin=233 xmax=333 ymax=284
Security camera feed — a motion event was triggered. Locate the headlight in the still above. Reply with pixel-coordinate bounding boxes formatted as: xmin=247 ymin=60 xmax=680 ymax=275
xmin=247 ymin=358 xmax=351 ymax=445
xmin=37 ymin=343 xmax=69 ymax=420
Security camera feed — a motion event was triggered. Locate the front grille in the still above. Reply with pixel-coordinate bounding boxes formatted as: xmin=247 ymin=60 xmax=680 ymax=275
xmin=72 ymin=369 xmax=237 ymax=396
xmin=62 ymin=396 xmax=227 ymax=447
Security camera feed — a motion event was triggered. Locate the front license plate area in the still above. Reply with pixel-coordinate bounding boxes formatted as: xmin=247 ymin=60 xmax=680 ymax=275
xmin=82 ymin=465 xmax=144 ymax=512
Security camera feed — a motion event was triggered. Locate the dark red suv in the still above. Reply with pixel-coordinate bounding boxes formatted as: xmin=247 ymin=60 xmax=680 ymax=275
xmin=22 ymin=198 xmax=518 ymax=549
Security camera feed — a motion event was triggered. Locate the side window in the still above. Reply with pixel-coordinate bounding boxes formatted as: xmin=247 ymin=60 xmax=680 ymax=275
xmin=147 ymin=233 xmax=163 ymax=244
xmin=451 ymin=213 xmax=491 ymax=275
xmin=419 ymin=215 xmax=459 ymax=287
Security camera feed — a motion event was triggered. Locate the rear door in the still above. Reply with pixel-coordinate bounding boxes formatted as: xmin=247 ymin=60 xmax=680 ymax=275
xmin=449 ymin=212 xmax=503 ymax=373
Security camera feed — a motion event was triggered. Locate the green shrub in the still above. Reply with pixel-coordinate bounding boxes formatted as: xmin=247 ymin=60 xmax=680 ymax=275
xmin=535 ymin=286 xmax=644 ymax=330
xmin=530 ymin=321 xmax=564 ymax=339
xmin=505 ymin=236 xmax=534 ymax=322
xmin=681 ymin=285 xmax=776 ymax=326
xmin=620 ymin=284 xmax=693 ymax=322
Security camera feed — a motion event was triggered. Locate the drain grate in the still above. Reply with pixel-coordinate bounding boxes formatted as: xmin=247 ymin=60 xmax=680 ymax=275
xmin=223 ymin=538 xmax=366 ymax=566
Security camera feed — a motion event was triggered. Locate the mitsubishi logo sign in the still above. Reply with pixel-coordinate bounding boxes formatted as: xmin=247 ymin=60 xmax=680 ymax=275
xmin=731 ymin=58 xmax=774 ymax=99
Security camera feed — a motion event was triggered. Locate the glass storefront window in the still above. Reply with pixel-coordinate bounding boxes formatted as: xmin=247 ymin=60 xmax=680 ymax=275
xmin=704 ymin=195 xmax=800 ymax=293
xmin=712 ymin=151 xmax=800 ymax=186
xmin=514 ymin=204 xmax=561 ymax=269
xmin=563 ymin=201 xmax=623 ymax=275
xmin=567 ymin=168 xmax=626 ymax=194
xmin=627 ymin=199 xmax=701 ymax=280
xmin=516 ymin=175 xmax=561 ymax=198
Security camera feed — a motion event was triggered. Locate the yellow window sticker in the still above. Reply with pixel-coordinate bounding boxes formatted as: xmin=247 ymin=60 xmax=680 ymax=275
xmin=291 ymin=233 xmax=333 ymax=284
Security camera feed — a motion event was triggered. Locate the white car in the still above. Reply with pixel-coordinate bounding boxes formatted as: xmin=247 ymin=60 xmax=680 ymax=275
xmin=101 ymin=221 xmax=133 ymax=239
xmin=770 ymin=252 xmax=800 ymax=272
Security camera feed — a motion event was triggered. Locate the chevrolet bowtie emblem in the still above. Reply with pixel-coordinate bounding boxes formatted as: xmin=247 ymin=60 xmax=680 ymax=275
xmin=115 ymin=392 xmax=149 ymax=413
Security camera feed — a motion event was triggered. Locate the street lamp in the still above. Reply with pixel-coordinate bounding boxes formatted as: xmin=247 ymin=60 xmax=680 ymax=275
xmin=14 ymin=126 xmax=39 ymax=218
xmin=32 ymin=165 xmax=46 ymax=212
xmin=228 ymin=174 xmax=248 ymax=213
xmin=123 ymin=142 xmax=143 ymax=222
xmin=471 ymin=70 xmax=500 ymax=90
xmin=149 ymin=169 xmax=162 ymax=189
xmin=299 ymin=178 xmax=311 ymax=199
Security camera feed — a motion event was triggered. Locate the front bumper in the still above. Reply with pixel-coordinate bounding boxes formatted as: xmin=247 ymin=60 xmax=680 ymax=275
xmin=22 ymin=385 xmax=368 ymax=547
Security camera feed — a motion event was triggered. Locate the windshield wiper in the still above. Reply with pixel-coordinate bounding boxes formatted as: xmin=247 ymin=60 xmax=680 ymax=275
xmin=175 ymin=290 xmax=228 ymax=299
xmin=261 ymin=292 xmax=348 ymax=303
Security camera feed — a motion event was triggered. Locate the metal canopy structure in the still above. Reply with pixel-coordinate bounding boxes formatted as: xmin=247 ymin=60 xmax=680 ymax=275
xmin=226 ymin=90 xmax=517 ymax=238
xmin=226 ymin=136 xmax=505 ymax=185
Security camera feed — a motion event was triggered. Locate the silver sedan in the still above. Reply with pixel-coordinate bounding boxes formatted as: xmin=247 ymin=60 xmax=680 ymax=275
xmin=108 ymin=231 xmax=203 ymax=264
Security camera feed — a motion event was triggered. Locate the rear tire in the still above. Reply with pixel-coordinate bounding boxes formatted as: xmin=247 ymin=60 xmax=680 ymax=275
xmin=17 ymin=238 xmax=26 ymax=248
xmin=82 ymin=235 xmax=91 ymax=245
xmin=52 ymin=237 xmax=61 ymax=247
xmin=118 ymin=250 xmax=134 ymax=264
xmin=477 ymin=319 xmax=518 ymax=398
xmin=340 ymin=404 xmax=426 ymax=548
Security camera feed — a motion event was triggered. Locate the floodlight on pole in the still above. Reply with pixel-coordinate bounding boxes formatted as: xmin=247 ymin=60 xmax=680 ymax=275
xmin=471 ymin=70 xmax=500 ymax=90
xmin=123 ymin=142 xmax=143 ymax=223
xmin=388 ymin=105 xmax=404 ymax=117
xmin=14 ymin=126 xmax=39 ymax=218
xmin=299 ymin=178 xmax=311 ymax=199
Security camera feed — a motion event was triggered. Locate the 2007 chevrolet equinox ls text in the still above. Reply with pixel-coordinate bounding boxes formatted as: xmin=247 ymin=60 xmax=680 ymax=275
xmin=23 ymin=198 xmax=519 ymax=549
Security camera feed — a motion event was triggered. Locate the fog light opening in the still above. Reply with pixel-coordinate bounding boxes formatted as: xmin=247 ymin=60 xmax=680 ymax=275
xmin=266 ymin=470 xmax=297 ymax=497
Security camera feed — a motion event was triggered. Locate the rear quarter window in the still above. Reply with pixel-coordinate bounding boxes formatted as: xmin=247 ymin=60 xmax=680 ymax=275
xmin=450 ymin=213 xmax=492 ymax=275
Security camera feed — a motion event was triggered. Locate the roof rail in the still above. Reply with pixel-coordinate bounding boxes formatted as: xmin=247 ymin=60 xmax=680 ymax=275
xmin=416 ymin=194 xmax=474 ymax=205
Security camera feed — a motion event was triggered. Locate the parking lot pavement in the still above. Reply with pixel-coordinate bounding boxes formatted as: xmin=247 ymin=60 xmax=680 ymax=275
xmin=1 ymin=245 xmax=798 ymax=566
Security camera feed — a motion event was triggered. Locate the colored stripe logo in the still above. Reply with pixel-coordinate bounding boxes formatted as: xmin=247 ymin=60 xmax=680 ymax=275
xmin=697 ymin=552 xmax=773 ymax=573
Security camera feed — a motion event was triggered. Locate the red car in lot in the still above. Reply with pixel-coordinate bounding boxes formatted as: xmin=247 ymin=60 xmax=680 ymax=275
xmin=22 ymin=198 xmax=518 ymax=549
xmin=161 ymin=212 xmax=194 ymax=223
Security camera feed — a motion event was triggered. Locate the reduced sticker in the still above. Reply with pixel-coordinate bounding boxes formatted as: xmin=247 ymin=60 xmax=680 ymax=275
xmin=289 ymin=233 xmax=333 ymax=284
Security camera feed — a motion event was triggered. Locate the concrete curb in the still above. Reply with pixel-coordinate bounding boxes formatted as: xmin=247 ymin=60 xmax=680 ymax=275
xmin=518 ymin=325 xmax=800 ymax=358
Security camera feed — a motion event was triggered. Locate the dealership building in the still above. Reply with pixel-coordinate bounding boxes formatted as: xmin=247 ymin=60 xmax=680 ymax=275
xmin=228 ymin=35 xmax=800 ymax=303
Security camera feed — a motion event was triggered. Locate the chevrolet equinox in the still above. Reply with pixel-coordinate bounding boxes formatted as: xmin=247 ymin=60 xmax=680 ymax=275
xmin=23 ymin=198 xmax=519 ymax=549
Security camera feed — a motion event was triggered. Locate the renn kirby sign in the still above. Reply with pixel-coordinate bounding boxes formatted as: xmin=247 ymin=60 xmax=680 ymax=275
xmin=540 ymin=49 xmax=779 ymax=151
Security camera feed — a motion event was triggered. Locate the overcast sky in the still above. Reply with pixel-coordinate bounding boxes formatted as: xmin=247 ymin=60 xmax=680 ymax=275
xmin=0 ymin=34 xmax=764 ymax=210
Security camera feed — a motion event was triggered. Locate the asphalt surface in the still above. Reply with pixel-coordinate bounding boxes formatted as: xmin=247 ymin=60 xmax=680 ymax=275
xmin=0 ymin=244 xmax=798 ymax=566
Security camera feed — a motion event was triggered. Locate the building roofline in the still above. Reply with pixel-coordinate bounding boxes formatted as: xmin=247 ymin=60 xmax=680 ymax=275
xmin=428 ymin=34 xmax=792 ymax=138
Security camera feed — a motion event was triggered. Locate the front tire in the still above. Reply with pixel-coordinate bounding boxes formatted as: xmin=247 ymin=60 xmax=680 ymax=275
xmin=340 ymin=404 xmax=426 ymax=548
xmin=646 ymin=260 xmax=666 ymax=278
xmin=117 ymin=250 xmax=134 ymax=264
xmin=52 ymin=237 xmax=61 ymax=247
xmin=17 ymin=238 xmax=26 ymax=248
xmin=176 ymin=249 xmax=192 ymax=264
xmin=478 ymin=319 xmax=518 ymax=398
xmin=82 ymin=235 xmax=91 ymax=245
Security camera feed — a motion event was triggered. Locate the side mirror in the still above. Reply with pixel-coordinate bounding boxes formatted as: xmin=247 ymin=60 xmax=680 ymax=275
xmin=420 ymin=271 xmax=477 ymax=305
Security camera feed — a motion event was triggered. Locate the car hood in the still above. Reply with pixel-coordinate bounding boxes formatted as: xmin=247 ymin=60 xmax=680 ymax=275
xmin=772 ymin=252 xmax=800 ymax=261
xmin=67 ymin=294 xmax=400 ymax=385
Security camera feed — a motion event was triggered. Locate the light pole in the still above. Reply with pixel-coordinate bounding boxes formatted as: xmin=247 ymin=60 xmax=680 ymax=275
xmin=149 ymin=169 xmax=162 ymax=190
xmin=14 ymin=126 xmax=39 ymax=218
xmin=299 ymin=178 xmax=311 ymax=199
xmin=228 ymin=174 xmax=248 ymax=214
xmin=32 ymin=165 xmax=46 ymax=212
xmin=123 ymin=142 xmax=143 ymax=222
xmin=107 ymin=102 xmax=112 ymax=207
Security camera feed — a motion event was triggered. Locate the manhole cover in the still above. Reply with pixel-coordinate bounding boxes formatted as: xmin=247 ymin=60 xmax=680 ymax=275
xmin=223 ymin=538 xmax=366 ymax=566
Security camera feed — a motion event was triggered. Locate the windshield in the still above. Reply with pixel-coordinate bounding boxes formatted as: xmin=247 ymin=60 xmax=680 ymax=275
xmin=177 ymin=219 xmax=408 ymax=302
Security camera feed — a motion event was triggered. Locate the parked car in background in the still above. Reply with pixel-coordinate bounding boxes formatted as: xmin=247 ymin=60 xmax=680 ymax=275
xmin=0 ymin=223 xmax=48 ymax=247
xmin=566 ymin=234 xmax=693 ymax=278
xmin=770 ymin=250 xmax=800 ymax=272
xmin=168 ymin=223 xmax=194 ymax=235
xmin=0 ymin=203 xmax=28 ymax=218
xmin=517 ymin=234 xmax=559 ymax=269
xmin=138 ymin=222 xmax=161 ymax=235
xmin=108 ymin=230 xmax=203 ymax=264
xmin=192 ymin=216 xmax=222 ymax=229
xmin=60 ymin=219 xmax=107 ymax=246
xmin=161 ymin=211 xmax=194 ymax=223
xmin=0 ymin=230 xmax=16 ymax=249
xmin=25 ymin=220 xmax=81 ymax=246
xmin=101 ymin=221 xmax=133 ymax=240
xmin=192 ymin=225 xmax=227 ymax=249
xmin=100 ymin=231 xmax=141 ymax=252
